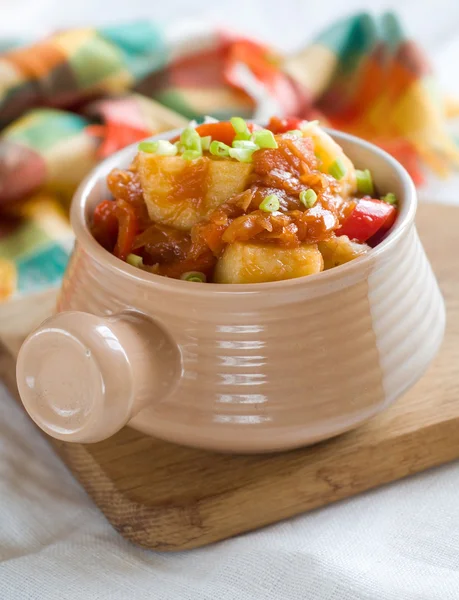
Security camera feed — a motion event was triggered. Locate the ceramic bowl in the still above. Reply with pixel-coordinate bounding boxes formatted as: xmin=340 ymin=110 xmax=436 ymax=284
xmin=15 ymin=129 xmax=446 ymax=452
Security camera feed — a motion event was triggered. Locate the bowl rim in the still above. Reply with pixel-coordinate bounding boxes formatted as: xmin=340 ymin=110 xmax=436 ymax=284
xmin=71 ymin=126 xmax=417 ymax=296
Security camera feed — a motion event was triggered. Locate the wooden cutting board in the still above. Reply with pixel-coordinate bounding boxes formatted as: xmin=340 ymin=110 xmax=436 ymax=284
xmin=1 ymin=203 xmax=458 ymax=551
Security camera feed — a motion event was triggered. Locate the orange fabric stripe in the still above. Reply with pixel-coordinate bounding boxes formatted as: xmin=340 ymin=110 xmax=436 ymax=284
xmin=5 ymin=42 xmax=66 ymax=79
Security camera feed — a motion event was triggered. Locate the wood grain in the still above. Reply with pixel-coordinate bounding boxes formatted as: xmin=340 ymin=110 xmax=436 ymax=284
xmin=1 ymin=203 xmax=458 ymax=551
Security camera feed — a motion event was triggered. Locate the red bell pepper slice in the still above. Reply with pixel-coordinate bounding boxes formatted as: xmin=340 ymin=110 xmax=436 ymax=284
xmin=337 ymin=198 xmax=397 ymax=243
xmin=194 ymin=122 xmax=238 ymax=146
xmin=266 ymin=116 xmax=309 ymax=134
xmin=170 ymin=121 xmax=260 ymax=147
xmin=92 ymin=198 xmax=138 ymax=259
xmin=92 ymin=200 xmax=119 ymax=250
xmin=114 ymin=199 xmax=138 ymax=260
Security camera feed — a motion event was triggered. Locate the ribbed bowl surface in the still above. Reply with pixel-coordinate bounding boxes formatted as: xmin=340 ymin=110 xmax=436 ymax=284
xmin=51 ymin=129 xmax=446 ymax=451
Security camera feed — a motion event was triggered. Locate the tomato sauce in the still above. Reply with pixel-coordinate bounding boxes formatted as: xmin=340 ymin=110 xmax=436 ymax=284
xmin=91 ymin=122 xmax=397 ymax=281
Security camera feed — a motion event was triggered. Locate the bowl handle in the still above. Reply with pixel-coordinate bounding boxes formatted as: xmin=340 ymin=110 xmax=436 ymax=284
xmin=16 ymin=311 xmax=181 ymax=443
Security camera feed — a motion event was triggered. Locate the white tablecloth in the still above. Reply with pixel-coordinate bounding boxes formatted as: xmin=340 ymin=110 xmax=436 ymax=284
xmin=2 ymin=1 xmax=459 ymax=598
xmin=3 ymin=380 xmax=459 ymax=600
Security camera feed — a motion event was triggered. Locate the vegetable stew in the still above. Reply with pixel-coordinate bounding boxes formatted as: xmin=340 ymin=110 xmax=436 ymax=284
xmin=91 ymin=117 xmax=398 ymax=284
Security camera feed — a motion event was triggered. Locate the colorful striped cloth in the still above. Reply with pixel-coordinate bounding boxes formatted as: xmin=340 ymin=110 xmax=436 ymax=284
xmin=1 ymin=12 xmax=458 ymax=302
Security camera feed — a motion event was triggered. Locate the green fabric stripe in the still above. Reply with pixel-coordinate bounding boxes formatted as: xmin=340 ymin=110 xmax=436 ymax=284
xmin=17 ymin=243 xmax=70 ymax=294
xmin=0 ymin=221 xmax=49 ymax=260
xmin=314 ymin=15 xmax=361 ymax=55
xmin=315 ymin=14 xmax=379 ymax=75
xmin=69 ymin=34 xmax=126 ymax=88
xmin=3 ymin=109 xmax=88 ymax=151
xmin=381 ymin=12 xmax=405 ymax=51
xmin=154 ymin=90 xmax=252 ymax=121
xmin=0 ymin=38 xmax=25 ymax=52
xmin=100 ymin=22 xmax=167 ymax=80
xmin=153 ymin=90 xmax=199 ymax=119
xmin=343 ymin=15 xmax=379 ymax=73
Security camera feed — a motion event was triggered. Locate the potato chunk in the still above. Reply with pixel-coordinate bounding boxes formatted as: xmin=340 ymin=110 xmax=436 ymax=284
xmin=318 ymin=236 xmax=369 ymax=270
xmin=137 ymin=153 xmax=252 ymax=230
xmin=214 ymin=242 xmax=323 ymax=284
xmin=303 ymin=123 xmax=356 ymax=198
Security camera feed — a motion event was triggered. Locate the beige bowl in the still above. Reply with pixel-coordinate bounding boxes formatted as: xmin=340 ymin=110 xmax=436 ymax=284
xmin=16 ymin=129 xmax=446 ymax=453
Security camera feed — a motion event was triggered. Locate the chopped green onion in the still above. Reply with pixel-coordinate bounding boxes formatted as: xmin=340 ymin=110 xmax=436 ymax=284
xmin=138 ymin=141 xmax=158 ymax=153
xmin=231 ymin=117 xmax=251 ymax=141
xmin=200 ymin=135 xmax=212 ymax=151
xmin=381 ymin=192 xmax=397 ymax=205
xmin=155 ymin=140 xmax=178 ymax=156
xmin=229 ymin=147 xmax=255 ymax=163
xmin=180 ymin=271 xmax=207 ymax=283
xmin=209 ymin=140 xmax=231 ymax=157
xmin=232 ymin=140 xmax=258 ymax=150
xmin=328 ymin=158 xmax=347 ymax=180
xmin=286 ymin=130 xmax=303 ymax=137
xmin=299 ymin=189 xmax=317 ymax=208
xmin=180 ymin=127 xmax=201 ymax=151
xmin=138 ymin=140 xmax=178 ymax=156
xmin=356 ymin=168 xmax=374 ymax=195
xmin=253 ymin=129 xmax=278 ymax=149
xmin=182 ymin=149 xmax=202 ymax=161
xmin=126 ymin=254 xmax=143 ymax=268
xmin=231 ymin=116 xmax=248 ymax=133
xmin=259 ymin=194 xmax=280 ymax=212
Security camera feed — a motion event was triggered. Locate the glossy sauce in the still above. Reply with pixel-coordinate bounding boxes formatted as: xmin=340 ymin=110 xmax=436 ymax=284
xmin=95 ymin=134 xmax=359 ymax=279
xmin=166 ymin=157 xmax=209 ymax=210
